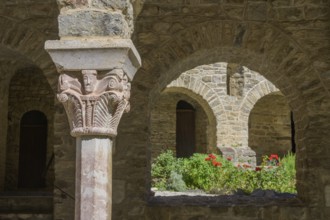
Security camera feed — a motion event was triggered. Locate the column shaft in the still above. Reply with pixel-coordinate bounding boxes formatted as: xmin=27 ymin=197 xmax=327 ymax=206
xmin=75 ymin=137 xmax=112 ymax=220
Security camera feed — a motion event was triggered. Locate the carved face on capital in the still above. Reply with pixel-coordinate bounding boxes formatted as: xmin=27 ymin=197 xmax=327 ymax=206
xmin=83 ymin=71 xmax=97 ymax=94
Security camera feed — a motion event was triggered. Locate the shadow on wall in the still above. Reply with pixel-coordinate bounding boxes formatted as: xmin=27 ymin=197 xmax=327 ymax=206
xmin=150 ymin=91 xmax=215 ymax=160
xmin=248 ymin=93 xmax=295 ymax=165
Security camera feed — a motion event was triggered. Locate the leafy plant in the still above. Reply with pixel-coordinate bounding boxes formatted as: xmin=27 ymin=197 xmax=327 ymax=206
xmin=151 ymin=150 xmax=297 ymax=194
xmin=151 ymin=150 xmax=184 ymax=190
xmin=181 ymin=153 xmax=221 ymax=191
xmin=167 ymin=171 xmax=187 ymax=191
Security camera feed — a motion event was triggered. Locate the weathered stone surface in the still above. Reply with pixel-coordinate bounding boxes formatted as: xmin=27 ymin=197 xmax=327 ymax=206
xmin=325 ymin=185 xmax=330 ymax=207
xmin=57 ymin=0 xmax=129 ymax=10
xmin=45 ymin=38 xmax=141 ymax=81
xmin=58 ymin=10 xmax=129 ymax=37
xmin=5 ymin=67 xmax=55 ymax=191
xmin=57 ymin=69 xmax=132 ymax=137
xmin=163 ymin=62 xmax=285 ymax=165
xmin=150 ymin=90 xmax=216 ymax=159
xmin=56 ymin=0 xmax=135 ymax=37
xmin=113 ymin=179 xmax=126 ymax=204
xmin=75 ymin=137 xmax=112 ymax=220
xmin=0 ymin=213 xmax=53 ymax=220
xmin=249 ymin=94 xmax=292 ymax=164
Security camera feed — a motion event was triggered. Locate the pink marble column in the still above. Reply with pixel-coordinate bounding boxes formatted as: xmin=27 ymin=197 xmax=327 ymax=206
xmin=75 ymin=137 xmax=112 ymax=220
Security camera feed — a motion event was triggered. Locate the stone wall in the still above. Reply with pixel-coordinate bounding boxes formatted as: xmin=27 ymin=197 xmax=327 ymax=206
xmin=52 ymin=102 xmax=75 ymax=220
xmin=150 ymin=91 xmax=213 ymax=160
xmin=249 ymin=94 xmax=292 ymax=165
xmin=5 ymin=66 xmax=55 ymax=191
xmin=130 ymin=0 xmax=330 ymax=214
xmin=0 ymin=65 xmax=12 ymax=191
xmin=59 ymin=0 xmax=330 ymax=219
xmin=166 ymin=62 xmax=281 ymax=164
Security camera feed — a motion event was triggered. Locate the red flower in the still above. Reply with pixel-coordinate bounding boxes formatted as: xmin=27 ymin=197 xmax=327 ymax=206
xmin=227 ymin=157 xmax=232 ymax=161
xmin=255 ymin=167 xmax=262 ymax=171
xmin=269 ymin=154 xmax=279 ymax=161
xmin=212 ymin=160 xmax=222 ymax=167
xmin=205 ymin=157 xmax=211 ymax=161
xmin=208 ymin=154 xmax=216 ymax=159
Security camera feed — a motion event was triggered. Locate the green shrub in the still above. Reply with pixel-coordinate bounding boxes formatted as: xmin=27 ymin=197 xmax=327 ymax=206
xmin=275 ymin=152 xmax=296 ymax=193
xmin=151 ymin=150 xmax=297 ymax=194
xmin=181 ymin=153 xmax=221 ymax=191
xmin=151 ymin=150 xmax=183 ymax=190
xmin=167 ymin=171 xmax=187 ymax=192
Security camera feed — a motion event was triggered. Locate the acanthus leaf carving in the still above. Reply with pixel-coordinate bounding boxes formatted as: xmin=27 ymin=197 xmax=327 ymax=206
xmin=57 ymin=69 xmax=131 ymax=137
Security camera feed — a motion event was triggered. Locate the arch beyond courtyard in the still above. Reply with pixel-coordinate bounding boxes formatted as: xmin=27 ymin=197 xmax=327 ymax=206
xmin=0 ymin=1 xmax=329 ymax=220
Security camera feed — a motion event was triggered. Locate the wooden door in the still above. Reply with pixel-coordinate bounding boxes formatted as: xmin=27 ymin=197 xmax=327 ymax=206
xmin=18 ymin=111 xmax=47 ymax=188
xmin=176 ymin=101 xmax=195 ymax=158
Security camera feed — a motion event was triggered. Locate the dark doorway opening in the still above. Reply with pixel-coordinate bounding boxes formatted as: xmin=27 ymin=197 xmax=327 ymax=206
xmin=18 ymin=110 xmax=47 ymax=188
xmin=176 ymin=100 xmax=195 ymax=158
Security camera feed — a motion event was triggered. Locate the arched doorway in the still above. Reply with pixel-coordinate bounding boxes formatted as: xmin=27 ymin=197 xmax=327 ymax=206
xmin=18 ymin=110 xmax=47 ymax=188
xmin=176 ymin=100 xmax=195 ymax=158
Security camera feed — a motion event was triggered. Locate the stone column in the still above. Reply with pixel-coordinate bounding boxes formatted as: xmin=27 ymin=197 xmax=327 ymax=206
xmin=46 ymin=1 xmax=140 ymax=219
xmin=45 ymin=41 xmax=140 ymax=220
xmin=75 ymin=137 xmax=112 ymax=219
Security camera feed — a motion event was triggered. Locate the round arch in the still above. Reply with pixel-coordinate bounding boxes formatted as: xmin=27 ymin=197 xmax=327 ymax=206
xmin=4 ymin=67 xmax=55 ymax=191
xmin=237 ymin=80 xmax=282 ymax=147
xmin=135 ymin=20 xmax=330 ymax=205
xmin=239 ymin=80 xmax=281 ymax=122
xmin=0 ymin=17 xmax=58 ymax=91
xmin=164 ymin=86 xmax=217 ymax=153
xmin=167 ymin=73 xmax=227 ymax=122
xmin=248 ymin=92 xmax=292 ymax=165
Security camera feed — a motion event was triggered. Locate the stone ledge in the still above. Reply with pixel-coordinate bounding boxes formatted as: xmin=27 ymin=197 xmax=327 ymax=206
xmin=0 ymin=213 xmax=52 ymax=220
xmin=0 ymin=194 xmax=53 ymax=213
xmin=148 ymin=192 xmax=302 ymax=207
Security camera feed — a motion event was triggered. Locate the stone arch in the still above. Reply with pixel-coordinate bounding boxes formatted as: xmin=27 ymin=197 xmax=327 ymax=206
xmin=145 ymin=20 xmax=322 ymax=105
xmin=0 ymin=18 xmax=58 ymax=191
xmin=167 ymin=73 xmax=227 ymax=122
xmin=248 ymin=92 xmax=292 ymax=165
xmin=164 ymin=86 xmax=218 ymax=153
xmin=237 ymin=80 xmax=281 ymax=146
xmin=105 ymin=16 xmax=330 ymax=219
xmin=239 ymin=80 xmax=280 ymax=122
xmin=0 ymin=17 xmax=58 ymax=91
xmin=5 ymin=67 xmax=54 ymax=191
xmin=137 ymin=19 xmax=329 ymax=206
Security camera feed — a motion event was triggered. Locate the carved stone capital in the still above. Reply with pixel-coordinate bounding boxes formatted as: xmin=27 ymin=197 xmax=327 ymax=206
xmin=45 ymin=38 xmax=141 ymax=138
xmin=58 ymin=69 xmax=131 ymax=137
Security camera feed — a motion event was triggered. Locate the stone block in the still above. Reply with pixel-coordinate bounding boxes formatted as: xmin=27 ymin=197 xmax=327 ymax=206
xmin=247 ymin=2 xmax=267 ymax=21
xmin=277 ymin=7 xmax=305 ymax=21
xmin=58 ymin=10 xmax=129 ymax=37
xmin=45 ymin=38 xmax=141 ymax=81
